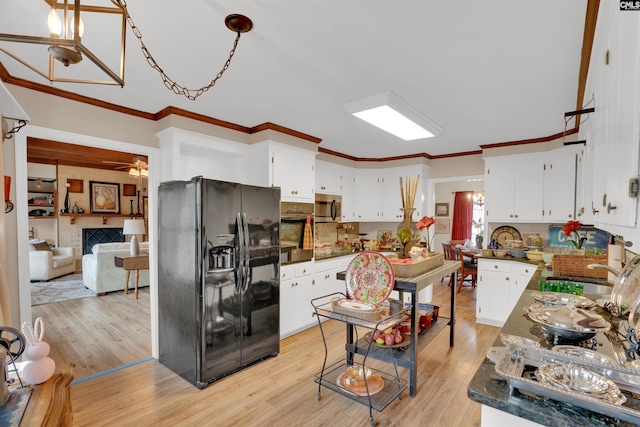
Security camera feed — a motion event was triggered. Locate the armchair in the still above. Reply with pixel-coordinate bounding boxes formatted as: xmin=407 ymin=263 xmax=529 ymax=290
xmin=29 ymin=243 xmax=76 ymax=281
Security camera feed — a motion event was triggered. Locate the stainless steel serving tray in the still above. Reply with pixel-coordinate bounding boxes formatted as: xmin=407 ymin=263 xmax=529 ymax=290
xmin=495 ymin=344 xmax=640 ymax=424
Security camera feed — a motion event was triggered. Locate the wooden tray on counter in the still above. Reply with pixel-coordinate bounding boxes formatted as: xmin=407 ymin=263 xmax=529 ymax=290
xmin=390 ymin=253 xmax=444 ymax=278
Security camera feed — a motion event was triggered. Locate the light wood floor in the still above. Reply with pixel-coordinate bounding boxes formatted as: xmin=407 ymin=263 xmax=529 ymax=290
xmin=31 ymin=287 xmax=152 ymax=380
xmin=56 ymin=278 xmax=500 ymax=427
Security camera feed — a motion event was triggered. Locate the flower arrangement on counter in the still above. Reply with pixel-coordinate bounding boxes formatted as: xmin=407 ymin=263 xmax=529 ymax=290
xmin=417 ymin=215 xmax=435 ymax=252
xmin=562 ymin=220 xmax=587 ymax=251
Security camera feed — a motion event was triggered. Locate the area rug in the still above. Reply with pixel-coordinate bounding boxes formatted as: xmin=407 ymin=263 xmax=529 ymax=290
xmin=31 ymin=273 xmax=96 ymax=306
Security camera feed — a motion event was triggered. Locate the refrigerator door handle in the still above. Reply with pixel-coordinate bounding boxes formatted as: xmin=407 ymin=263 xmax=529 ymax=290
xmin=235 ymin=212 xmax=244 ymax=294
xmin=241 ymin=212 xmax=251 ymax=293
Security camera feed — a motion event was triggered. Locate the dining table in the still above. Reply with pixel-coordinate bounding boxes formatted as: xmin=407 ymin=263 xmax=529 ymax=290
xmin=457 ymin=246 xmax=480 ymax=263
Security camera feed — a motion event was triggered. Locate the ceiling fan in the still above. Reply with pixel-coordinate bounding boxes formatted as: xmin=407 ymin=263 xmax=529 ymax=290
xmin=102 ymin=156 xmax=148 ymax=177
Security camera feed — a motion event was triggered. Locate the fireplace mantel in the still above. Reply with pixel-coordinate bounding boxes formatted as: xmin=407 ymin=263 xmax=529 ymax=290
xmin=60 ymin=213 xmax=143 ymax=225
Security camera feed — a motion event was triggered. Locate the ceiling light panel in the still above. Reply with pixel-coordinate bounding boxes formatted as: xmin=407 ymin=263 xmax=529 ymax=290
xmin=343 ymin=91 xmax=442 ymax=141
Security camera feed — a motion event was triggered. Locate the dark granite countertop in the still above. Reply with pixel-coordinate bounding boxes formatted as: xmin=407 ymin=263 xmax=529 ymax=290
xmin=467 ymin=266 xmax=638 ymax=426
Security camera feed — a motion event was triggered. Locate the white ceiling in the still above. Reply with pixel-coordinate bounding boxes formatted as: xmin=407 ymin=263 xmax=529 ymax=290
xmin=0 ymin=0 xmax=588 ymax=159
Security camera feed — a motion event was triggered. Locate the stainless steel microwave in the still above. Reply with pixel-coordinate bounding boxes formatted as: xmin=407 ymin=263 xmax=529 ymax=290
xmin=315 ymin=194 xmax=341 ymax=222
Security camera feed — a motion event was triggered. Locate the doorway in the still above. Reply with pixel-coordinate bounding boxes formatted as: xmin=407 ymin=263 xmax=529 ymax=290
xmin=14 ymin=125 xmax=159 ymax=377
xmin=427 ymin=175 xmax=484 ymax=251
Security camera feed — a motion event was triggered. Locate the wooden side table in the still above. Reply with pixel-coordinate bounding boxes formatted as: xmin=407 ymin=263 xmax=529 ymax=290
xmin=114 ymin=253 xmax=149 ymax=299
xmin=20 ymin=363 xmax=75 ymax=426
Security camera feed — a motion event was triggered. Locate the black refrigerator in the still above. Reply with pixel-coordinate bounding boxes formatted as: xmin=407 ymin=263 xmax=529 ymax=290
xmin=158 ymin=177 xmax=281 ymax=388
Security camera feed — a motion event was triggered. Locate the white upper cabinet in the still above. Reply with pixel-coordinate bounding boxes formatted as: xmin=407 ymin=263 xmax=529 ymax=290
xmin=270 ymin=143 xmax=316 ymax=202
xmin=543 ymin=145 xmax=581 ymax=222
xmin=315 ymin=160 xmax=342 ymax=195
xmin=584 ymin=9 xmax=640 ymax=230
xmin=354 ymin=164 xmax=428 ymax=222
xmin=484 ymin=153 xmax=544 ymax=222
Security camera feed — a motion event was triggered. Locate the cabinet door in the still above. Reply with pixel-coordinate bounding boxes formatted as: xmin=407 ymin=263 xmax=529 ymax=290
xmin=510 ymin=263 xmax=535 ymax=313
xmin=575 ymin=145 xmax=593 ymax=223
xmin=340 ymin=166 xmax=357 ymax=221
xmin=543 ymin=147 xmax=578 ymax=222
xmin=279 ymin=277 xmax=295 ymax=338
xmin=381 ymin=171 xmax=403 ymax=221
xmin=589 ymin=12 xmax=640 ymax=229
xmin=315 ymin=160 xmax=342 ymax=195
xmin=272 ymin=146 xmax=315 ymax=201
xmin=356 ymin=172 xmax=382 ymax=221
xmin=293 ymin=275 xmax=316 ymax=331
xmin=484 ymin=158 xmax=515 ymax=221
xmin=477 ymin=261 xmax=511 ymax=326
xmin=513 ymin=154 xmax=544 ymax=222
xmin=602 ymin=12 xmax=640 ymax=227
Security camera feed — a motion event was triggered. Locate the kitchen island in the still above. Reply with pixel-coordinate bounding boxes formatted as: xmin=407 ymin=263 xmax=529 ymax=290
xmin=338 ymin=259 xmax=460 ymax=397
xmin=468 ymin=266 xmax=636 ymax=426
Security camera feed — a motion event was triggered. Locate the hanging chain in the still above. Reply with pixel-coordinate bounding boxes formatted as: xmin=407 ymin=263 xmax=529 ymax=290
xmin=112 ymin=0 xmax=242 ymax=101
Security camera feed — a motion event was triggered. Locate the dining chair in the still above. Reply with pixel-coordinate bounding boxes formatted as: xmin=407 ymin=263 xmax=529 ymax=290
xmin=452 ymin=246 xmax=477 ymax=293
xmin=441 ymin=243 xmax=457 ymax=285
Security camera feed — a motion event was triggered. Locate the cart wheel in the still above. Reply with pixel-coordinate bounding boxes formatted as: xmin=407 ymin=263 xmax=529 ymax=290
xmin=370 ymin=416 xmax=375 ymax=427
xmin=0 ymin=326 xmax=26 ymax=363
xmin=317 ymin=391 xmax=321 ymax=401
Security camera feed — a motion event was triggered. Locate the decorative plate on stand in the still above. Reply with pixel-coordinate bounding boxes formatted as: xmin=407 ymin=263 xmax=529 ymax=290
xmin=345 ymin=251 xmax=394 ymax=304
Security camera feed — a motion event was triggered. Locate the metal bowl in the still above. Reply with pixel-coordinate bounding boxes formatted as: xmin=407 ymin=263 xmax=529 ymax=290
xmin=528 ymin=304 xmax=611 ymax=341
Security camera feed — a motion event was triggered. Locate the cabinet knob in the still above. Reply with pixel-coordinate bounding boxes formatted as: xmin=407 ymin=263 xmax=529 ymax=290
xmin=607 ymin=203 xmax=617 ymax=214
xmin=506 ymin=277 xmax=510 ymax=281
xmin=514 ymin=214 xmax=518 ymax=218
xmin=509 ymin=214 xmax=513 ymax=218
xmin=494 ymin=265 xmax=498 ymax=269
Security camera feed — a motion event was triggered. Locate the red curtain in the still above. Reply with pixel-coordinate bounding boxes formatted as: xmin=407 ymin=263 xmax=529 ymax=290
xmin=451 ymin=191 xmax=473 ymax=241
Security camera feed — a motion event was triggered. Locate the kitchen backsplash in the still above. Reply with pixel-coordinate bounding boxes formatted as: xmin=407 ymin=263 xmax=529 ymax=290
xmin=315 ymin=222 xmax=359 ymax=247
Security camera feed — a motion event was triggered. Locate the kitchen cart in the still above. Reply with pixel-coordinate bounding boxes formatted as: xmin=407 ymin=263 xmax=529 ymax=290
xmin=311 ymin=293 xmax=408 ymax=427
xmin=337 ymin=259 xmax=460 ymax=397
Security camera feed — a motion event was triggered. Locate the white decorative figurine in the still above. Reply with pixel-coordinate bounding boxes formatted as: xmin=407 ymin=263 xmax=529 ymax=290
xmin=20 ymin=317 xmax=55 ymax=384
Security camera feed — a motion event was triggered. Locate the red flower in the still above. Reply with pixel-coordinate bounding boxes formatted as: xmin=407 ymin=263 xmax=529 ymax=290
xmin=562 ymin=220 xmax=581 ymax=237
xmin=562 ymin=220 xmax=586 ymax=250
xmin=417 ymin=216 xmax=435 ymax=231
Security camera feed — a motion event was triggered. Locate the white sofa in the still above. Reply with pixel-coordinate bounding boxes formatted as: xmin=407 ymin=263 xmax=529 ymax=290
xmin=29 ymin=241 xmax=76 ymax=281
xmin=82 ymin=242 xmax=149 ymax=295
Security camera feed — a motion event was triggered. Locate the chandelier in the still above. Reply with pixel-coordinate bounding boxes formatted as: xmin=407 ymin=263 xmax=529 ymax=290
xmin=473 ymin=192 xmax=484 ymax=206
xmin=0 ymin=0 xmax=253 ymax=98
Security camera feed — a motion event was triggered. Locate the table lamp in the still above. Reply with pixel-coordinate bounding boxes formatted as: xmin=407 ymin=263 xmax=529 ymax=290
xmin=123 ymin=219 xmax=146 ymax=256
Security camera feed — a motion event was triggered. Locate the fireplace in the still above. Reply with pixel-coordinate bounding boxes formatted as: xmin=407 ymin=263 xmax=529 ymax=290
xmin=82 ymin=228 xmax=124 ymax=255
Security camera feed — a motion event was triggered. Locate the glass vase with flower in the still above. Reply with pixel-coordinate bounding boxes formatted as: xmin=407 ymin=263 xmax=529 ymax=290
xmin=397 ymin=208 xmax=419 ymax=258
xmin=417 ymin=215 xmax=436 ymax=252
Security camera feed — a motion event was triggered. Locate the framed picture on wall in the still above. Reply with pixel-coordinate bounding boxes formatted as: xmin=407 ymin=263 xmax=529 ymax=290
xmin=434 ymin=218 xmax=450 ymax=234
xmin=435 ymin=202 xmax=449 ymax=217
xmin=89 ymin=181 xmax=120 ymax=214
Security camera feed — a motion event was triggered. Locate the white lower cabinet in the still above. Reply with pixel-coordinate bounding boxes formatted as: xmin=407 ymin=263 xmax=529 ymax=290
xmin=279 ymin=255 xmax=357 ymax=338
xmin=314 ymin=259 xmax=343 ymax=297
xmin=477 ymin=259 xmax=535 ymax=327
xmin=279 ymin=262 xmax=315 ymax=338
